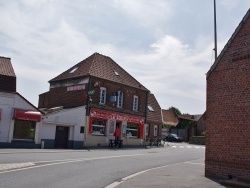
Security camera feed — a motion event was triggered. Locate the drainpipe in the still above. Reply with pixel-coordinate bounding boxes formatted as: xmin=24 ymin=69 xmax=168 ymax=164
xmin=84 ymin=75 xmax=92 ymax=148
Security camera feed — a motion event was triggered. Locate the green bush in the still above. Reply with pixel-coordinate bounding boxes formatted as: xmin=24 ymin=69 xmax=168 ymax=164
xmin=201 ymin=131 xmax=206 ymax=136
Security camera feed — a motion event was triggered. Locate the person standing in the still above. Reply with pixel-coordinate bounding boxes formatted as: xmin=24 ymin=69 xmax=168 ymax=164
xmin=114 ymin=124 xmax=121 ymax=147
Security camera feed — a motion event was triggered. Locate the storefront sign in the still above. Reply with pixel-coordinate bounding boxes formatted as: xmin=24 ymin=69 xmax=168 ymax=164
xmin=90 ymin=109 xmax=144 ymax=124
xmin=67 ymin=84 xmax=85 ymax=91
xmin=88 ymin=90 xmax=95 ymax=95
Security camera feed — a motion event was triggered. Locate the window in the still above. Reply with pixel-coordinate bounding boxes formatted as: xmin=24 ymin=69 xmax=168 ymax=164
xmin=99 ymin=87 xmax=106 ymax=104
xmin=92 ymin=119 xmax=106 ymax=136
xmin=117 ymin=91 xmax=123 ymax=108
xmin=154 ymin=125 xmax=158 ymax=136
xmin=133 ymin=95 xmax=139 ymax=111
xmin=114 ymin=70 xmax=119 ymax=76
xmin=69 ymin=67 xmax=78 ymax=73
xmin=13 ymin=120 xmax=36 ymax=140
xmin=147 ymin=105 xmax=154 ymax=112
xmin=126 ymin=124 xmax=138 ymax=138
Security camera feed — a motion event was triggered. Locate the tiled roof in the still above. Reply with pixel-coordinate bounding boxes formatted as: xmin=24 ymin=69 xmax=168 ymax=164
xmin=50 ymin=53 xmax=148 ymax=91
xmin=0 ymin=56 xmax=16 ymax=77
xmin=179 ymin=114 xmax=193 ymax=120
xmin=162 ymin=109 xmax=179 ymax=126
xmin=147 ymin=93 xmax=162 ymax=123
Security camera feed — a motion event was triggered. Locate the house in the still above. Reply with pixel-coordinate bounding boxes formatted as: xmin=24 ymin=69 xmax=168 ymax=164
xmin=161 ymin=109 xmax=179 ymax=137
xmin=196 ymin=111 xmax=206 ymax=136
xmin=144 ymin=93 xmax=162 ymax=146
xmin=39 ymin=53 xmax=151 ymax=148
xmin=205 ymin=9 xmax=250 ymax=180
xmin=0 ymin=57 xmax=42 ymax=148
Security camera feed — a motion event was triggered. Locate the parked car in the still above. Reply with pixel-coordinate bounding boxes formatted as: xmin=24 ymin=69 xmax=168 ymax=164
xmin=164 ymin=133 xmax=183 ymax=142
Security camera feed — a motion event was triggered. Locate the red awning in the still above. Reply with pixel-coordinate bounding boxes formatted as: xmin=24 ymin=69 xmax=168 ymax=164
xmin=13 ymin=109 xmax=41 ymax=122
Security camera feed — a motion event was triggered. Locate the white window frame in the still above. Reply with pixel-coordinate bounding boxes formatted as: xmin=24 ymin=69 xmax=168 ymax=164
xmin=92 ymin=119 xmax=106 ymax=136
xmin=133 ymin=95 xmax=139 ymax=111
xmin=126 ymin=124 xmax=138 ymax=138
xmin=154 ymin=125 xmax=158 ymax=136
xmin=117 ymin=91 xmax=123 ymax=108
xmin=99 ymin=87 xmax=106 ymax=105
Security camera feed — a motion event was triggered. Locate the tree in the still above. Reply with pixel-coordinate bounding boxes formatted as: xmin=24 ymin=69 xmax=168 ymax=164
xmin=169 ymin=106 xmax=182 ymax=115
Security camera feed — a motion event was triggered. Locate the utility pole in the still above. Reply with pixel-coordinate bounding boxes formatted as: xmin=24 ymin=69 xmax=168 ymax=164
xmin=214 ymin=0 xmax=218 ymax=59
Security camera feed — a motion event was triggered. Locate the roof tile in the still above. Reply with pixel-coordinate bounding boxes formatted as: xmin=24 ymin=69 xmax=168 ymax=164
xmin=0 ymin=56 xmax=16 ymax=77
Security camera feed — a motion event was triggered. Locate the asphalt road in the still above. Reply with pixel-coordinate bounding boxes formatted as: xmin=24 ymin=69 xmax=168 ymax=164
xmin=0 ymin=143 xmax=205 ymax=188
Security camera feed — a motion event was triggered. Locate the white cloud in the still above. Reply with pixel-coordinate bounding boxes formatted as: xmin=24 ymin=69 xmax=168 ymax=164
xmin=1 ymin=0 xmax=249 ymax=114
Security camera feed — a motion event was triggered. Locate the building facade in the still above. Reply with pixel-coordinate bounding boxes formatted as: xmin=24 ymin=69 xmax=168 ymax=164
xmin=39 ymin=53 xmax=150 ymax=148
xmin=0 ymin=57 xmax=42 ymax=148
xmin=206 ymin=9 xmax=250 ymax=180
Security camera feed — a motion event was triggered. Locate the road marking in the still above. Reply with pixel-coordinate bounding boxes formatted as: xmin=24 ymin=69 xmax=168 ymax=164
xmin=0 ymin=154 xmax=145 ymax=174
xmin=171 ymin=145 xmax=205 ymax=149
xmin=184 ymin=162 xmax=205 ymax=165
xmin=0 ymin=162 xmax=35 ymax=171
xmin=105 ymin=158 xmax=205 ymax=188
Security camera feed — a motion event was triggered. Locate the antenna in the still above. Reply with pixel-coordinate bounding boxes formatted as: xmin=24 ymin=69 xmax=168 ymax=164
xmin=214 ymin=0 xmax=218 ymax=59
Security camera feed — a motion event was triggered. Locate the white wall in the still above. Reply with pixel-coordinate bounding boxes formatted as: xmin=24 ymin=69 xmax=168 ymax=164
xmin=41 ymin=106 xmax=86 ymax=142
xmin=0 ymin=92 xmax=40 ymax=143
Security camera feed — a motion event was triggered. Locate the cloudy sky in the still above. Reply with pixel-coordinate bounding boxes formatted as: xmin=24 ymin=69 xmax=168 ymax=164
xmin=1 ymin=0 xmax=249 ymax=114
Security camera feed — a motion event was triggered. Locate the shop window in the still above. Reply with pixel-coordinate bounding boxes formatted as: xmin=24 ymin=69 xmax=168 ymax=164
xmin=126 ymin=124 xmax=138 ymax=138
xmin=92 ymin=119 xmax=106 ymax=136
xmin=117 ymin=91 xmax=123 ymax=108
xmin=154 ymin=125 xmax=158 ymax=137
xmin=99 ymin=87 xmax=106 ymax=105
xmin=133 ymin=95 xmax=139 ymax=111
xmin=13 ymin=120 xmax=36 ymax=140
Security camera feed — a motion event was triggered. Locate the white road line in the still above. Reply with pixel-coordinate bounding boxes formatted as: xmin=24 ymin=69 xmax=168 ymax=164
xmin=184 ymin=162 xmax=205 ymax=165
xmin=0 ymin=154 xmax=145 ymax=174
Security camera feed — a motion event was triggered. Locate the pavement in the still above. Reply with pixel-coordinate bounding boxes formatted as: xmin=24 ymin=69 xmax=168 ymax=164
xmin=106 ymin=157 xmax=227 ymax=188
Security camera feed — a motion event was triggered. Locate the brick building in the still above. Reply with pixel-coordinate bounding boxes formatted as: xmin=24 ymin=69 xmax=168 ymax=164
xmin=205 ymin=9 xmax=250 ymax=180
xmin=39 ymin=53 xmax=151 ymax=147
xmin=145 ymin=93 xmax=162 ymax=146
xmin=0 ymin=56 xmax=16 ymax=92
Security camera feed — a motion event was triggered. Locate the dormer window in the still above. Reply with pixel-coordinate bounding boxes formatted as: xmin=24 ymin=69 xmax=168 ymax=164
xmin=114 ymin=70 xmax=119 ymax=76
xmin=147 ymin=105 xmax=154 ymax=112
xmin=70 ymin=67 xmax=78 ymax=73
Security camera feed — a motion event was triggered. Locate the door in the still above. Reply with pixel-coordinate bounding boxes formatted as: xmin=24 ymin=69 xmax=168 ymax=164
xmin=55 ymin=126 xmax=69 ymax=148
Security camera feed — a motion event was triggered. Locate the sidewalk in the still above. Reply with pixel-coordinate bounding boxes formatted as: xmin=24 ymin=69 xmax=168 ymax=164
xmin=106 ymin=158 xmax=226 ymax=188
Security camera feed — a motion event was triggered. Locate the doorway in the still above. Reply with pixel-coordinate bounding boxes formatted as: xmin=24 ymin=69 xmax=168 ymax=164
xmin=55 ymin=126 xmax=69 ymax=148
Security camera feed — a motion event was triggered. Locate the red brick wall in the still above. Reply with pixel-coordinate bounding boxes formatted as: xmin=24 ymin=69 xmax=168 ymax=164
xmin=38 ymin=86 xmax=87 ymax=108
xmin=90 ymin=77 xmax=148 ymax=116
xmin=38 ymin=76 xmax=148 ymax=117
xmin=0 ymin=75 xmax=16 ymax=92
xmin=205 ymin=14 xmax=250 ymax=179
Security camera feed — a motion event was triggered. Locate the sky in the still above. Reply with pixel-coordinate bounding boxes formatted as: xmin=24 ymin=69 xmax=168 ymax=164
xmin=0 ymin=0 xmax=249 ymax=114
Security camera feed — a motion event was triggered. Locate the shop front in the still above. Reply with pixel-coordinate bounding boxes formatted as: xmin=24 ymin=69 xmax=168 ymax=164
xmin=0 ymin=92 xmax=42 ymax=148
xmin=85 ymin=108 xmax=145 ymax=147
xmin=11 ymin=109 xmax=41 ymax=147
